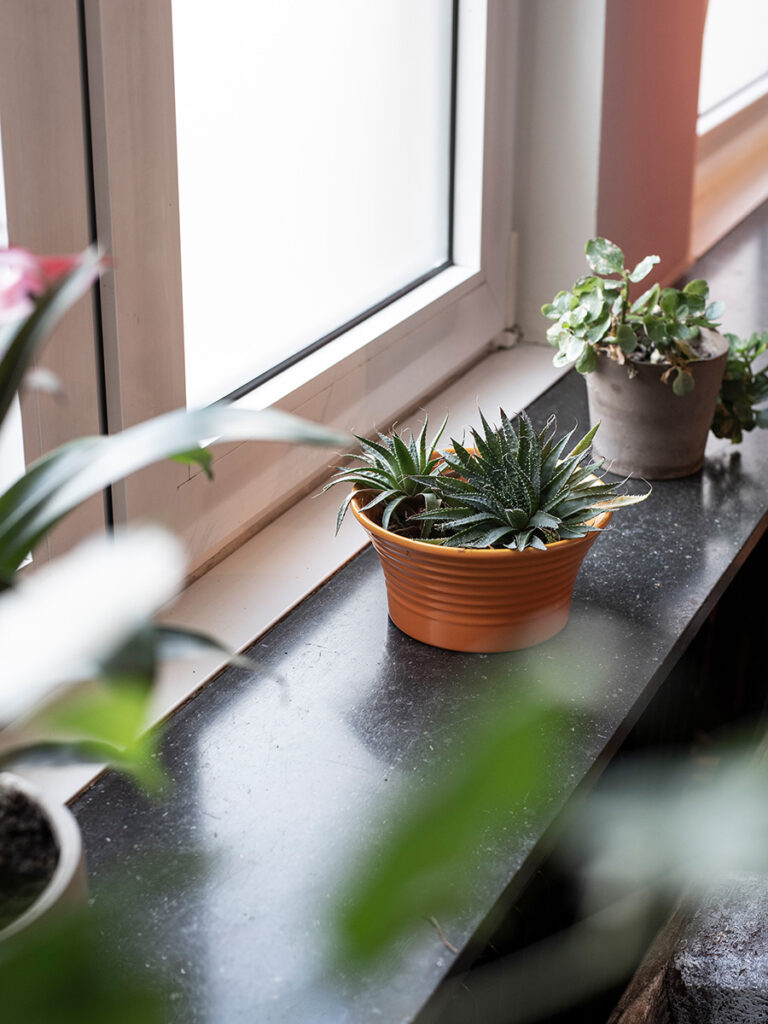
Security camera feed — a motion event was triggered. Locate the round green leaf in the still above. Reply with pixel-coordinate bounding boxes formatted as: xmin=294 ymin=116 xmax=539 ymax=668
xmin=672 ymin=368 xmax=695 ymax=396
xmin=615 ymin=324 xmax=638 ymax=353
xmin=706 ymin=300 xmax=725 ymax=321
xmin=565 ymin=336 xmax=586 ymax=362
xmin=573 ymin=275 xmax=599 ymax=295
xmin=585 ymin=308 xmax=611 ymax=342
xmin=575 ymin=345 xmax=597 ymax=374
xmin=683 ymin=279 xmax=709 ymax=297
xmin=585 ymin=237 xmax=624 ymax=275
xmin=645 ymin=316 xmax=668 ymax=345
xmin=546 ymin=322 xmax=566 ymax=346
xmin=659 ymin=288 xmax=680 ymax=317
xmin=580 ymin=290 xmax=603 ymax=318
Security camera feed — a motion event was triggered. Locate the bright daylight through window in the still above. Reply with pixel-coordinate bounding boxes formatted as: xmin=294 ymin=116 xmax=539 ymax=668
xmin=698 ymin=0 xmax=768 ymax=125
xmin=172 ymin=0 xmax=456 ymax=408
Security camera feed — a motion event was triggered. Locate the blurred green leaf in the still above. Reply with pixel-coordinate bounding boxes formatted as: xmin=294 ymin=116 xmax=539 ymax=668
xmin=659 ymin=288 xmax=679 ymax=318
xmin=615 ymin=324 xmax=637 ymax=354
xmin=0 ymin=908 xmax=165 ymax=1024
xmin=672 ymin=368 xmax=695 ymax=396
xmin=628 ymin=254 xmax=659 ymax=283
xmin=585 ymin=309 xmax=611 ymax=343
xmin=169 ymin=447 xmax=213 ymax=479
xmin=683 ymin=278 xmax=709 ymax=297
xmin=37 ymin=680 xmax=150 ymax=751
xmin=565 ymin=336 xmax=586 ymax=362
xmin=585 ymin=238 xmax=624 ymax=275
xmin=644 ymin=316 xmax=667 ymax=346
xmin=712 ymin=329 xmax=768 ymax=441
xmin=575 ymin=345 xmax=597 ymax=374
xmin=0 ymin=405 xmax=348 ymax=576
xmin=336 ymin=691 xmax=570 ymax=965
xmin=630 ymin=282 xmax=659 ymax=314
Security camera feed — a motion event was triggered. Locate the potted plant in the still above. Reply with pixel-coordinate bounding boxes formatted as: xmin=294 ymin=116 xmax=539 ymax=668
xmin=327 ymin=411 xmax=648 ymax=653
xmin=0 ymin=246 xmax=346 ymax=943
xmin=710 ymin=330 xmax=768 ymax=444
xmin=542 ymin=237 xmax=728 ymax=479
xmin=0 ymin=772 xmax=85 ymax=943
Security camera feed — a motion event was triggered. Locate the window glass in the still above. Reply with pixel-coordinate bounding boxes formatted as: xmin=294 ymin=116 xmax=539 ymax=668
xmin=699 ymin=0 xmax=768 ymax=117
xmin=171 ymin=0 xmax=455 ymax=407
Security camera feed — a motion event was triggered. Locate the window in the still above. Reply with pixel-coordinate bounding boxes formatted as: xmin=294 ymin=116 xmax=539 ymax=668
xmin=698 ymin=0 xmax=768 ymax=130
xmin=81 ymin=0 xmax=515 ymax=573
xmin=172 ymin=0 xmax=457 ymax=408
xmin=692 ymin=0 xmax=768 ymax=259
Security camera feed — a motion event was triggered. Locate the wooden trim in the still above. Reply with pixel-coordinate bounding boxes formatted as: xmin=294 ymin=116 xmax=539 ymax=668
xmin=83 ymin=0 xmax=188 ymax=525
xmin=0 ymin=0 xmax=105 ymax=562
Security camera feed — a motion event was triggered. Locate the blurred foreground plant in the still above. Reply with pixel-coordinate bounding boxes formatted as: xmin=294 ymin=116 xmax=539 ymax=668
xmin=0 ymin=244 xmax=346 ymax=779
xmin=334 ymin=668 xmax=768 ymax=1024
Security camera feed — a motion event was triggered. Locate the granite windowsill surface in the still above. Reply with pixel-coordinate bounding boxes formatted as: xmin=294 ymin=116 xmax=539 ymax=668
xmin=73 ymin=205 xmax=768 ymax=1023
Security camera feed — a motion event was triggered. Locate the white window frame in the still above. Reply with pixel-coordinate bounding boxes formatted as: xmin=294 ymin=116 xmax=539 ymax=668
xmin=82 ymin=0 xmax=518 ymax=575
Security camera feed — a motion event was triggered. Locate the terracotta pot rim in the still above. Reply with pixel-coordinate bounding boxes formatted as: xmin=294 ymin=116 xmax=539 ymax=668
xmin=350 ymin=491 xmax=613 ymax=557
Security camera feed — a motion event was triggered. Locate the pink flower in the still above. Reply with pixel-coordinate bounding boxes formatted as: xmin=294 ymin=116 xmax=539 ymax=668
xmin=0 ymin=247 xmax=82 ymax=326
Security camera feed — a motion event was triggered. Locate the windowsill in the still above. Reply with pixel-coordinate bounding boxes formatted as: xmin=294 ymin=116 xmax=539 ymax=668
xmin=18 ymin=341 xmax=567 ymax=805
xmin=71 ymin=344 xmax=768 ymax=1024
xmin=692 ymin=87 xmax=768 ymax=259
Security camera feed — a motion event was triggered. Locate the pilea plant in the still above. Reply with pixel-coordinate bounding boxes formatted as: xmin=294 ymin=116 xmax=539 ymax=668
xmin=711 ymin=330 xmax=768 ymax=444
xmin=543 ymin=237 xmax=725 ymax=396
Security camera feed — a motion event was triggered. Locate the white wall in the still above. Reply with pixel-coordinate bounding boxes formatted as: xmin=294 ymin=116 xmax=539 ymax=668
xmin=512 ymin=0 xmax=607 ymax=345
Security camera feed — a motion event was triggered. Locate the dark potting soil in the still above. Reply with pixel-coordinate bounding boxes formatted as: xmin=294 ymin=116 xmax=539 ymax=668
xmin=0 ymin=784 xmax=59 ymax=930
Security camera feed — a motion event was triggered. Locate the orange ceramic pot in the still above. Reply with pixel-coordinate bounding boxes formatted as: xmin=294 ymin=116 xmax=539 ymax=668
xmin=351 ymin=494 xmax=612 ymax=653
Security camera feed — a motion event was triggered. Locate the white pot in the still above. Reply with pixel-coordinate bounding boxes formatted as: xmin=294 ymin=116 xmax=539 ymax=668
xmin=0 ymin=772 xmax=87 ymax=943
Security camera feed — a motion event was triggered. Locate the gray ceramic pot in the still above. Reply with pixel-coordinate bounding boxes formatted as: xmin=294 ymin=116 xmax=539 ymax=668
xmin=585 ymin=330 xmax=728 ymax=479
xmin=0 ymin=772 xmax=87 ymax=943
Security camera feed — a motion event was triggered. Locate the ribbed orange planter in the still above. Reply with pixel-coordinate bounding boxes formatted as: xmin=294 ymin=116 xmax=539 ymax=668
xmin=351 ymin=494 xmax=612 ymax=653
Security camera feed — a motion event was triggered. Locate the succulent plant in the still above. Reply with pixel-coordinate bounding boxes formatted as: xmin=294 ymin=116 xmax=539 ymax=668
xmin=542 ymin=237 xmax=725 ymax=395
xmin=411 ymin=410 xmax=648 ymax=551
xmin=711 ymin=330 xmax=768 ymax=443
xmin=325 ymin=416 xmax=448 ymax=536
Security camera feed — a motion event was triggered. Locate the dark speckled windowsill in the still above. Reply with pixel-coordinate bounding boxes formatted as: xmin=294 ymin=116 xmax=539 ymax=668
xmin=73 ymin=204 xmax=768 ymax=1024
